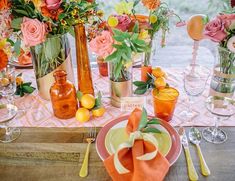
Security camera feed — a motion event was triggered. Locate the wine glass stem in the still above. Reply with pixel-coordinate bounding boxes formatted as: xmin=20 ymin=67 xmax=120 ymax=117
xmin=212 ymin=116 xmax=220 ymax=141
xmin=7 ymin=94 xmax=14 ymax=105
xmin=5 ymin=126 xmax=11 ymax=136
xmin=188 ymin=95 xmax=194 ymax=114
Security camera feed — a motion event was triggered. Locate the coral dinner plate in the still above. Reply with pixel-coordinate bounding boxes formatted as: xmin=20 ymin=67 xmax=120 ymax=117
xmin=96 ymin=116 xmax=182 ymax=166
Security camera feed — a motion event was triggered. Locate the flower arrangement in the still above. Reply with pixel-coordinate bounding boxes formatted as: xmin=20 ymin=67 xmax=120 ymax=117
xmin=9 ymin=0 xmax=99 ymax=45
xmin=0 ymin=0 xmax=99 ymax=71
xmin=204 ymin=1 xmax=235 ymax=95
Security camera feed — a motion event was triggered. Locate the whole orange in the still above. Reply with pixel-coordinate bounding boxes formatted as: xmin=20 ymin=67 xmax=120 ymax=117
xmin=76 ymin=108 xmax=90 ymax=123
xmin=80 ymin=94 xmax=95 ymax=109
xmin=152 ymin=67 xmax=165 ymax=78
xmin=16 ymin=77 xmax=23 ymax=86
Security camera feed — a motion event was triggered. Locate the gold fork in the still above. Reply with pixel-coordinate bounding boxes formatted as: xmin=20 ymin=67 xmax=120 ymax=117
xmin=79 ymin=127 xmax=96 ymax=177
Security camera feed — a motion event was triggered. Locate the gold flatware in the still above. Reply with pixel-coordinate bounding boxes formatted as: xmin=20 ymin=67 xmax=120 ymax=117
xmin=189 ymin=127 xmax=210 ymax=176
xmin=178 ymin=127 xmax=198 ymax=181
xmin=79 ymin=127 xmax=96 ymax=178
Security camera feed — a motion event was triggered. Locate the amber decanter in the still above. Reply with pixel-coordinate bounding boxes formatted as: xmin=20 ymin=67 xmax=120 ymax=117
xmin=50 ymin=70 xmax=78 ymax=119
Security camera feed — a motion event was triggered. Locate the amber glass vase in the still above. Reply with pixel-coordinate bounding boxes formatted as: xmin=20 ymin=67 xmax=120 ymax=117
xmin=74 ymin=23 xmax=94 ymax=95
xmin=50 ymin=70 xmax=78 ymax=119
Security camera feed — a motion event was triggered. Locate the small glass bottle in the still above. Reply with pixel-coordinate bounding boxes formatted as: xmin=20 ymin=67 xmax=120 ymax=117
xmin=50 ymin=70 xmax=78 ymax=119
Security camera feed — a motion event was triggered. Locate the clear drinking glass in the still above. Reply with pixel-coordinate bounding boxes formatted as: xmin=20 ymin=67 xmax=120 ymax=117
xmin=180 ymin=64 xmax=210 ymax=120
xmin=0 ymin=65 xmax=20 ymax=142
xmin=202 ymin=96 xmax=235 ymax=144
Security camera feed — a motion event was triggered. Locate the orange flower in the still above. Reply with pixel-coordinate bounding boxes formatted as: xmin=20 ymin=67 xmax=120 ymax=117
xmin=0 ymin=0 xmax=9 ymax=10
xmin=41 ymin=6 xmax=63 ymax=20
xmin=0 ymin=49 xmax=8 ymax=71
xmin=142 ymin=0 xmax=160 ymax=10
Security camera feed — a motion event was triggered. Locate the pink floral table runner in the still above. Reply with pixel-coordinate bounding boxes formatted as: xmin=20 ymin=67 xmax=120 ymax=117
xmin=7 ymin=68 xmax=235 ymax=127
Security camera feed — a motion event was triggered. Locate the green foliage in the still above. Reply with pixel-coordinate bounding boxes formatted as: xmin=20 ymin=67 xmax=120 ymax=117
xmin=94 ymin=91 xmax=102 ymax=109
xmin=10 ymin=0 xmax=99 ymax=36
xmin=133 ymin=73 xmax=154 ymax=95
xmin=14 ymin=39 xmax=21 ymax=56
xmin=137 ymin=108 xmax=161 ymax=134
xmin=77 ymin=91 xmax=83 ymax=101
xmin=105 ymin=24 xmax=149 ymax=81
xmin=15 ymin=82 xmax=36 ymax=97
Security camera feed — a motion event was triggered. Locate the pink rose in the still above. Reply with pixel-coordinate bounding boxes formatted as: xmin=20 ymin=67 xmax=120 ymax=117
xmin=89 ymin=31 xmax=114 ymax=57
xmin=21 ymin=17 xmax=47 ymax=47
xmin=204 ymin=18 xmax=227 ymax=42
xmin=45 ymin=0 xmax=62 ymax=10
xmin=115 ymin=15 xmax=131 ymax=32
xmin=217 ymin=14 xmax=235 ymax=28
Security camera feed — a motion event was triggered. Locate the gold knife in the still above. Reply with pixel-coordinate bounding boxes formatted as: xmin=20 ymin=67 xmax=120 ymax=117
xmin=178 ymin=127 xmax=199 ymax=181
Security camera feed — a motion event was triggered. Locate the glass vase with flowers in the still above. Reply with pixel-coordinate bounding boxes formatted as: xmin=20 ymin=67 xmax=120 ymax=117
xmin=4 ymin=0 xmax=100 ymax=100
xmin=203 ymin=2 xmax=235 ymax=97
xmin=89 ymin=20 xmax=149 ymax=107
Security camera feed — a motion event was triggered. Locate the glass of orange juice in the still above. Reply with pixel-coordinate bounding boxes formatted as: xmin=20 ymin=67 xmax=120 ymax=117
xmin=152 ymin=87 xmax=179 ymax=122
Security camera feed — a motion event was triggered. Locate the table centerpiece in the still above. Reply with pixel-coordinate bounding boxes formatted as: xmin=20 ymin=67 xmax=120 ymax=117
xmin=89 ymin=1 xmax=150 ymax=107
xmin=3 ymin=0 xmax=100 ymax=100
xmin=204 ymin=1 xmax=235 ymax=97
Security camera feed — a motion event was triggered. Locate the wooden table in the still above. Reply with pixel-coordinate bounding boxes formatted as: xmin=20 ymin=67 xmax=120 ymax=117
xmin=0 ymin=127 xmax=234 ymax=181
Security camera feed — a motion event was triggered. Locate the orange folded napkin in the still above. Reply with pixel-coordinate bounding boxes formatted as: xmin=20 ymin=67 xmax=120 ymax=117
xmin=18 ymin=50 xmax=32 ymax=65
xmin=104 ymin=108 xmax=170 ymax=181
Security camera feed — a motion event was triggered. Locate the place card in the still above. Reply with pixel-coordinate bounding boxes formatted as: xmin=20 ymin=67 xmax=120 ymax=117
xmin=120 ymin=96 xmax=147 ymax=112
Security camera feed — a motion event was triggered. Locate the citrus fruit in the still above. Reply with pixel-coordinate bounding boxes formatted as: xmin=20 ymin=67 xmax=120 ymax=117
xmin=16 ymin=77 xmax=23 ymax=86
xmin=76 ymin=108 xmax=90 ymax=122
xmin=154 ymin=77 xmax=167 ymax=88
xmin=0 ymin=78 xmax=9 ymax=86
xmin=92 ymin=107 xmax=106 ymax=117
xmin=80 ymin=94 xmax=95 ymax=109
xmin=187 ymin=14 xmax=206 ymax=41
xmin=153 ymin=87 xmax=179 ymax=100
xmin=108 ymin=16 xmax=119 ymax=27
xmin=152 ymin=67 xmax=165 ymax=78
xmin=150 ymin=15 xmax=158 ymax=24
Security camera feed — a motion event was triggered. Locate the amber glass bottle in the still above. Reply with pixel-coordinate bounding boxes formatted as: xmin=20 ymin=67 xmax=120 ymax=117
xmin=50 ymin=70 xmax=78 ymax=119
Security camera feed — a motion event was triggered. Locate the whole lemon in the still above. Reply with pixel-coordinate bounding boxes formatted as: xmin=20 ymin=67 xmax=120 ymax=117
xmin=92 ymin=107 xmax=106 ymax=117
xmin=76 ymin=108 xmax=90 ymax=123
xmin=80 ymin=94 xmax=95 ymax=109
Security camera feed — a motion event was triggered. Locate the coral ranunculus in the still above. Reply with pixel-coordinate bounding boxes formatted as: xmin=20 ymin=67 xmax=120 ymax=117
xmin=89 ymin=31 xmax=114 ymax=58
xmin=41 ymin=6 xmax=63 ymax=20
xmin=0 ymin=0 xmax=8 ymax=10
xmin=141 ymin=0 xmax=161 ymax=10
xmin=0 ymin=49 xmax=8 ymax=71
xmin=45 ymin=0 xmax=62 ymax=10
xmin=21 ymin=17 xmax=47 ymax=47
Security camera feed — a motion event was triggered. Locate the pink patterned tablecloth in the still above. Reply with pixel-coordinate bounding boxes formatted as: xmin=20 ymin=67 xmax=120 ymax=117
xmin=6 ymin=68 xmax=235 ymax=127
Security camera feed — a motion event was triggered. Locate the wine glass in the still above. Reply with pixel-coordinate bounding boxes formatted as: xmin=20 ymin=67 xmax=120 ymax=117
xmin=180 ymin=64 xmax=210 ymax=120
xmin=0 ymin=65 xmax=20 ymax=142
xmin=202 ymin=96 xmax=235 ymax=144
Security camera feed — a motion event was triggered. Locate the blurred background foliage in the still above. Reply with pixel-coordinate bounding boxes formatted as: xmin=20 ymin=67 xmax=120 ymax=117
xmin=96 ymin=0 xmax=231 ymax=53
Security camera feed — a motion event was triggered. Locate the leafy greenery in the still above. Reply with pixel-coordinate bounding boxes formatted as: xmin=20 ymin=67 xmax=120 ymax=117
xmin=138 ymin=108 xmax=161 ymax=134
xmin=10 ymin=0 xmax=99 ymax=35
xmin=30 ymin=34 xmax=68 ymax=78
xmin=105 ymin=23 xmax=149 ymax=81
xmin=15 ymin=82 xmax=36 ymax=97
xmin=133 ymin=73 xmax=154 ymax=95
